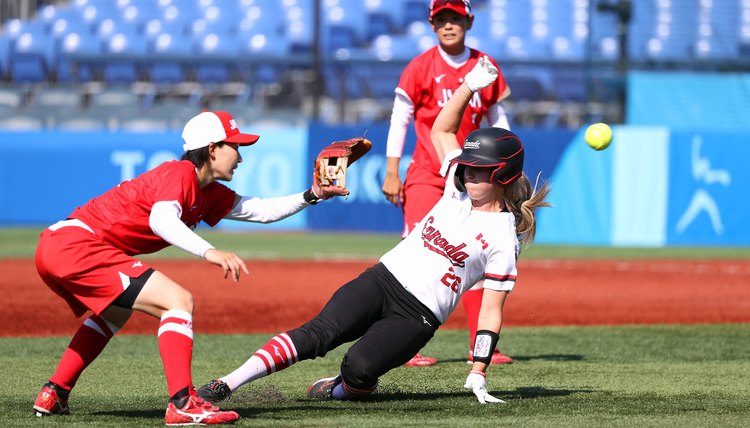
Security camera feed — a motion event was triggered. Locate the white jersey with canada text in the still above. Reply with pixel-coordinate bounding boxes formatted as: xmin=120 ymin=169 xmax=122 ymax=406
xmin=379 ymin=161 xmax=520 ymax=324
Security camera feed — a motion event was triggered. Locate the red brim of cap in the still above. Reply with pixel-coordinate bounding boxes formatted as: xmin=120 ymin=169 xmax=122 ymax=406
xmin=430 ymin=4 xmax=470 ymax=19
xmin=223 ymin=133 xmax=260 ymax=145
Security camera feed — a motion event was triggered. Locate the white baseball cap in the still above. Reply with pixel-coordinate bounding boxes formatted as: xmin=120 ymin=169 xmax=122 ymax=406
xmin=181 ymin=111 xmax=260 ymax=151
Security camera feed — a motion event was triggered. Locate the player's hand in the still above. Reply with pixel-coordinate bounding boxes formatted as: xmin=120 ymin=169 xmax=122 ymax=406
xmin=312 ymin=177 xmax=349 ymax=200
xmin=464 ymin=371 xmax=505 ymax=404
xmin=464 ymin=55 xmax=498 ymax=93
xmin=203 ymin=249 xmax=249 ymax=282
xmin=381 ymin=173 xmax=404 ymax=207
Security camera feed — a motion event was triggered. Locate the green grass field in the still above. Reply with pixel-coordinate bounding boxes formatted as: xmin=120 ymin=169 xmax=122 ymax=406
xmin=3 ymin=228 xmax=749 ymax=426
xmin=2 ymin=325 xmax=749 ymax=427
xmin=3 ymin=227 xmax=750 ymax=260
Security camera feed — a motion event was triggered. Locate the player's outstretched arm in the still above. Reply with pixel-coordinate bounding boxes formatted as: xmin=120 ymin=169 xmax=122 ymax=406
xmin=431 ymin=56 xmax=499 ymax=164
xmin=463 ymin=289 xmax=507 ymax=404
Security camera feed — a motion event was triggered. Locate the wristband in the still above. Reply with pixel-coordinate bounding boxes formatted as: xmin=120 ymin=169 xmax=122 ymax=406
xmin=303 ymin=188 xmax=321 ymax=205
xmin=472 ymin=330 xmax=499 ymax=365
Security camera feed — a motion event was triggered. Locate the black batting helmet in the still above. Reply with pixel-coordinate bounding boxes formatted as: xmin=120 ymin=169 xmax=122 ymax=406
xmin=453 ymin=127 xmax=524 ymax=191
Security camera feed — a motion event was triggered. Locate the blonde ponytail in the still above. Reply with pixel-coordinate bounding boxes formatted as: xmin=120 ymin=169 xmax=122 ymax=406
xmin=504 ymin=173 xmax=552 ymax=246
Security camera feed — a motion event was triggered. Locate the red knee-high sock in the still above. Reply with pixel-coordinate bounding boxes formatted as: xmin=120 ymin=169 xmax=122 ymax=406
xmin=158 ymin=310 xmax=194 ymax=398
xmin=462 ymin=289 xmax=484 ymax=349
xmin=254 ymin=332 xmax=298 ymax=374
xmin=221 ymin=332 xmax=298 ymax=391
xmin=50 ymin=315 xmax=118 ymax=390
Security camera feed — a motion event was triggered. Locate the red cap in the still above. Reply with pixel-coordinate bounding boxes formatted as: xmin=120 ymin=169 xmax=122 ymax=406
xmin=181 ymin=111 xmax=260 ymax=151
xmin=429 ymin=0 xmax=472 ymax=20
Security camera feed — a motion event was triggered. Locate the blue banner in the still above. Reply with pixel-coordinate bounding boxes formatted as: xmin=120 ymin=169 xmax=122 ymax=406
xmin=12 ymin=125 xmax=750 ymax=247
xmin=2 ymin=131 xmax=181 ymax=225
xmin=666 ymin=131 xmax=750 ymax=245
xmin=536 ymin=126 xmax=750 ymax=246
xmin=0 ymin=129 xmax=307 ymax=229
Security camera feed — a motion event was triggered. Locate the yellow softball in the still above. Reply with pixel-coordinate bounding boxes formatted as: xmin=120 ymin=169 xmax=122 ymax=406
xmin=584 ymin=123 xmax=613 ymax=151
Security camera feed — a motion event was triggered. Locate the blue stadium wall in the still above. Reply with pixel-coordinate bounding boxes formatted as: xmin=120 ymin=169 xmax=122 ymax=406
xmin=1 ymin=72 xmax=749 ymax=246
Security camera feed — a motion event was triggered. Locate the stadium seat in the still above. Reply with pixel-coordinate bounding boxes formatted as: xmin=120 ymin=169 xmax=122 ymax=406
xmin=10 ymin=31 xmax=56 ymax=83
xmin=159 ymin=4 xmax=202 ymax=35
xmin=87 ymin=85 xmax=144 ymax=111
xmin=148 ymin=33 xmax=193 ymax=84
xmin=403 ymin=0 xmax=427 ymax=26
xmin=359 ymin=62 xmax=403 ymax=100
xmin=28 ymin=85 xmax=82 ymax=110
xmin=322 ymin=65 xmax=367 ymax=101
xmin=590 ymin=3 xmax=620 ymax=60
xmin=0 ymin=113 xmax=45 ymax=130
xmin=405 ymin=21 xmax=438 ymax=52
xmin=285 ymin=8 xmax=313 ymax=54
xmin=58 ymin=32 xmax=104 ymax=82
xmin=693 ymin=2 xmax=739 ymax=60
xmin=551 ymin=71 xmax=587 ymax=103
xmin=192 ymin=33 xmax=239 ymax=83
xmin=119 ymin=2 xmax=160 ymax=30
xmin=366 ymin=12 xmax=397 ymax=42
xmin=550 ymin=36 xmax=585 ymax=61
xmin=143 ymin=18 xmax=187 ymax=44
xmin=102 ymin=32 xmax=149 ymax=83
xmin=238 ymin=30 xmax=289 ymax=84
xmin=191 ymin=19 xmax=238 ymax=40
xmin=321 ymin=4 xmax=368 ymax=55
xmin=503 ymin=73 xmax=547 ymax=101
xmin=25 ymin=85 xmax=83 ymax=126
xmin=370 ymin=34 xmax=419 ymax=62
xmin=0 ymin=86 xmax=27 ymax=111
xmin=365 ymin=0 xmax=408 ymax=31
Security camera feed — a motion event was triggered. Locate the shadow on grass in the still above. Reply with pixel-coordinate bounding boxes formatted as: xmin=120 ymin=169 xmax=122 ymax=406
xmin=505 ymin=385 xmax=595 ymax=400
xmin=93 ymin=409 xmax=166 ymax=419
xmin=90 ymin=386 xmax=595 ymax=420
xmin=440 ymin=353 xmax=585 ymax=364
xmin=511 ymin=353 xmax=586 ymax=362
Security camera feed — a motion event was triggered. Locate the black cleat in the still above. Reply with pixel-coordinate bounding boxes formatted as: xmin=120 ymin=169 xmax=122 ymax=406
xmin=196 ymin=379 xmax=232 ymax=404
xmin=306 ymin=375 xmax=342 ymax=399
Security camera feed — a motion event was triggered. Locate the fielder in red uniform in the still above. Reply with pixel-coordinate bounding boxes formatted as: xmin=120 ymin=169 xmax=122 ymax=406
xmin=381 ymin=0 xmax=513 ymax=367
xmin=32 ymin=111 xmax=347 ymax=426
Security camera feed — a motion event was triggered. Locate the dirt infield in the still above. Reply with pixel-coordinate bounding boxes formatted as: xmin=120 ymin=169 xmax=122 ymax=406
xmin=2 ymin=258 xmax=750 ymax=337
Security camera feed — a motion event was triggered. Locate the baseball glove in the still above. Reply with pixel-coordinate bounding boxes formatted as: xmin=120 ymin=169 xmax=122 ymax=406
xmin=314 ymin=137 xmax=372 ymax=189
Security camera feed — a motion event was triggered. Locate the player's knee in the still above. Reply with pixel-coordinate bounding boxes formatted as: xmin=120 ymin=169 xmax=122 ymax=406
xmin=340 ymin=351 xmax=378 ymax=390
xmin=171 ymin=288 xmax=194 ymax=313
xmin=287 ymin=321 xmax=338 ymax=359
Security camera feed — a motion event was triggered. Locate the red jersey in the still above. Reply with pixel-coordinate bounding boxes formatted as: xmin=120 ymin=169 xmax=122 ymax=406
xmin=396 ymin=47 xmax=507 ymax=173
xmin=70 ymin=160 xmax=236 ymax=256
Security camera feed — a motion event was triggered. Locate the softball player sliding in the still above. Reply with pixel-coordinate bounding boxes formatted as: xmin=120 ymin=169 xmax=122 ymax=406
xmin=198 ymin=58 xmax=550 ymax=405
xmin=381 ymin=0 xmax=513 ymax=367
xmin=32 ymin=111 xmax=347 ymax=426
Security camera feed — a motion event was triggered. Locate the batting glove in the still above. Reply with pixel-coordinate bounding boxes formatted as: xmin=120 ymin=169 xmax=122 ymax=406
xmin=464 ymin=371 xmax=505 ymax=404
xmin=463 ymin=55 xmax=498 ymax=93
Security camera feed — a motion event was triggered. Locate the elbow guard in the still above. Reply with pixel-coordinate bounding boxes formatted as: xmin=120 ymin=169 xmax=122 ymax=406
xmin=472 ymin=330 xmax=499 ymax=365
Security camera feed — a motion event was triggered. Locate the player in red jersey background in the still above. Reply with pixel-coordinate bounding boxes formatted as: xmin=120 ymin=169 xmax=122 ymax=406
xmin=381 ymin=0 xmax=513 ymax=367
xmin=32 ymin=111 xmax=347 ymax=425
